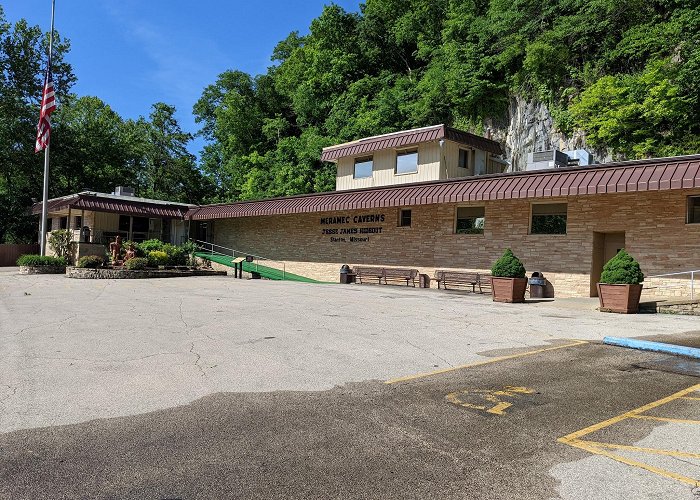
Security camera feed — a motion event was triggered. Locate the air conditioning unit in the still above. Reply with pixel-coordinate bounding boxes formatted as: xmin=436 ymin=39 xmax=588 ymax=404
xmin=114 ymin=186 xmax=135 ymax=197
xmin=564 ymin=149 xmax=593 ymax=166
xmin=526 ymin=150 xmax=570 ymax=170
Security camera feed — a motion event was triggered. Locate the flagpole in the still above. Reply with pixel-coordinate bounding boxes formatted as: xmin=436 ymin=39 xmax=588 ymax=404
xmin=39 ymin=0 xmax=56 ymax=256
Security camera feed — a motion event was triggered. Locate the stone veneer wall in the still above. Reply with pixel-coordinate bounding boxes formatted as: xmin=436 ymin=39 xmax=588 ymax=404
xmin=211 ymin=189 xmax=700 ymax=298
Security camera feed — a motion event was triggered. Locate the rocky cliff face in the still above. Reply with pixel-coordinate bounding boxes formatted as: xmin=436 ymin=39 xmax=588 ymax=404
xmin=486 ymin=96 xmax=609 ymax=172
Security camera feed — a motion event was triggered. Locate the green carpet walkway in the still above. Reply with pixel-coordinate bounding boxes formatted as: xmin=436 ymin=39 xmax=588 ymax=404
xmin=195 ymin=252 xmax=327 ymax=283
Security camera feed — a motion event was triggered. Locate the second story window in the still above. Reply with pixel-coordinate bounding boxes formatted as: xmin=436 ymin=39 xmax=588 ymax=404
xmin=458 ymin=149 xmax=470 ymax=169
xmin=396 ymin=149 xmax=418 ymax=175
xmin=353 ymin=156 xmax=373 ymax=179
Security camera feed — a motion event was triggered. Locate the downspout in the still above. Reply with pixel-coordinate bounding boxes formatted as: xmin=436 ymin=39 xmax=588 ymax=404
xmin=439 ymin=139 xmax=447 ymax=179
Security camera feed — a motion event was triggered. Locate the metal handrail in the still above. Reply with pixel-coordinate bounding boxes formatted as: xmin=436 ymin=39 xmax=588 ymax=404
xmin=191 ymin=239 xmax=286 ymax=280
xmin=645 ymin=270 xmax=699 ymax=300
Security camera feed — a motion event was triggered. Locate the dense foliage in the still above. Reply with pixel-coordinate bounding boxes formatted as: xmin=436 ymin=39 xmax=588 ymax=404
xmin=491 ymin=248 xmax=526 ymax=278
xmin=130 ymin=239 xmax=196 ymax=266
xmin=0 ymin=6 xmax=208 ymax=243
xmin=2 ymin=1 xmax=699 ymax=241
xmin=599 ymin=249 xmax=644 ymax=284
xmin=16 ymin=254 xmax=65 ymax=267
xmin=195 ymin=0 xmax=700 ymax=202
xmin=76 ymin=254 xmax=105 ymax=269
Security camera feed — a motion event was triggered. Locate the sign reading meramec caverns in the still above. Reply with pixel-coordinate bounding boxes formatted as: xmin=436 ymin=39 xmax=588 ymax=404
xmin=320 ymin=214 xmax=385 ymax=243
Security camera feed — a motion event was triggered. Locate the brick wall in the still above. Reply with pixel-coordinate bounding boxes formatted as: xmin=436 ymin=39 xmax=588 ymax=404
xmin=212 ymin=189 xmax=700 ymax=298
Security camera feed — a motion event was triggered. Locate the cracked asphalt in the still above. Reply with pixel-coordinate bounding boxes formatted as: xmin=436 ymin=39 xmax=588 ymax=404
xmin=1 ymin=268 xmax=699 ymax=499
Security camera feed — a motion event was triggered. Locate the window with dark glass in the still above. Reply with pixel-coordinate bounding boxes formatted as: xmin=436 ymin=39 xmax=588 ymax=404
xmin=531 ymin=203 xmax=567 ymax=234
xmin=396 ymin=150 xmax=418 ymax=175
xmin=456 ymin=207 xmax=485 ymax=234
xmin=353 ymin=156 xmax=373 ymax=179
xmin=119 ymin=215 xmax=131 ymax=232
xmin=458 ymin=149 xmax=470 ymax=169
xmin=399 ymin=209 xmax=412 ymax=227
xmin=132 ymin=217 xmax=149 ymax=233
xmin=59 ymin=216 xmax=68 ymax=229
xmin=74 ymin=216 xmax=82 ymax=228
xmin=688 ymin=196 xmax=700 ymax=224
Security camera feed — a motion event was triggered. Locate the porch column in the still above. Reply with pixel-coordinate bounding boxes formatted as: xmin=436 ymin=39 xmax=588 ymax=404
xmin=128 ymin=216 xmax=133 ymax=242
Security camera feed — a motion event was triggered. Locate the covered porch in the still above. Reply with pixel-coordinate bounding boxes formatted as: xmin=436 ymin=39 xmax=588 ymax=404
xmin=32 ymin=191 xmax=194 ymax=259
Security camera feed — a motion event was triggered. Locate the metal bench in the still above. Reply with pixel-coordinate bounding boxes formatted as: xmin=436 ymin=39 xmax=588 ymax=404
xmin=434 ymin=270 xmax=492 ymax=293
xmin=354 ymin=266 xmax=384 ymax=285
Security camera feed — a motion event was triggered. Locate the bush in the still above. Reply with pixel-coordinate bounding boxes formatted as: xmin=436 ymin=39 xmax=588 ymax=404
xmin=124 ymin=257 xmax=148 ymax=270
xmin=137 ymin=239 xmax=164 ymax=254
xmin=600 ymin=249 xmax=644 ymax=284
xmin=162 ymin=243 xmax=187 ymax=266
xmin=121 ymin=241 xmax=144 ymax=258
xmin=48 ymin=229 xmax=76 ymax=264
xmin=16 ymin=254 xmax=66 ymax=267
xmin=147 ymin=250 xmax=169 ymax=267
xmin=76 ymin=255 xmax=104 ymax=269
xmin=491 ymin=248 xmax=526 ymax=278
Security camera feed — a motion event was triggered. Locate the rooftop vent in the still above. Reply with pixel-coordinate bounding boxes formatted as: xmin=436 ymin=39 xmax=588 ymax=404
xmin=113 ymin=186 xmax=135 ymax=197
xmin=526 ymin=150 xmax=570 ymax=171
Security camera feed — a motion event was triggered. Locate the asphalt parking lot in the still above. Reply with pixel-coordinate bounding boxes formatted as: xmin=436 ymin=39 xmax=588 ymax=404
xmin=1 ymin=269 xmax=699 ymax=499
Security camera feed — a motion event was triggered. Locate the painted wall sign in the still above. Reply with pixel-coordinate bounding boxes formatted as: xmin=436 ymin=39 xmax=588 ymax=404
xmin=320 ymin=213 xmax=386 ymax=243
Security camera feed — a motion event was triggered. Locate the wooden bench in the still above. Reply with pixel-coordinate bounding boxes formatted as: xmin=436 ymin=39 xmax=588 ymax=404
xmin=355 ymin=267 xmax=418 ymax=287
xmin=382 ymin=267 xmax=418 ymax=287
xmin=434 ymin=270 xmax=492 ymax=293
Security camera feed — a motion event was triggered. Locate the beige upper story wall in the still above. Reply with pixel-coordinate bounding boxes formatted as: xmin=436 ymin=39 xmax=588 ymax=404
xmin=335 ymin=140 xmax=505 ymax=190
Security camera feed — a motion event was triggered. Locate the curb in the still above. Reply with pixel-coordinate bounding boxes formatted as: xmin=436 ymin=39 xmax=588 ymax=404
xmin=603 ymin=336 xmax=700 ymax=359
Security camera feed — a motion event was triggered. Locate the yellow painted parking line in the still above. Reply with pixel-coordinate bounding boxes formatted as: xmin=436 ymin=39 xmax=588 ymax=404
xmin=680 ymin=396 xmax=700 ymax=401
xmin=385 ymin=339 xmax=588 ymax=384
xmin=558 ymin=384 xmax=700 ymax=442
xmin=566 ymin=439 xmax=700 ymax=488
xmin=576 ymin=440 xmax=700 ymax=460
xmin=629 ymin=415 xmax=700 ymax=424
xmin=559 ymin=383 xmax=700 ymax=487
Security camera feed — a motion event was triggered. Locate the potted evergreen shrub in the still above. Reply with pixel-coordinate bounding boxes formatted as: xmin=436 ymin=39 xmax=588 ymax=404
xmin=597 ymin=249 xmax=644 ymax=314
xmin=490 ymin=249 xmax=528 ymax=303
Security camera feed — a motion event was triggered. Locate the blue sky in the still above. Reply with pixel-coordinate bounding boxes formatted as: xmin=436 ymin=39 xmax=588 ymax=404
xmin=4 ymin=0 xmax=362 ymax=155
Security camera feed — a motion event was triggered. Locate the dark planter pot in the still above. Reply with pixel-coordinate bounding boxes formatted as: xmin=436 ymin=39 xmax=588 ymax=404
xmin=491 ymin=277 xmax=528 ymax=303
xmin=597 ymin=283 xmax=643 ymax=314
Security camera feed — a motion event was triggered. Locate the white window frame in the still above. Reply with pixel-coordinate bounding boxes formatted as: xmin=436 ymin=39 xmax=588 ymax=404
xmin=353 ymin=156 xmax=373 ymax=179
xmin=395 ymin=149 xmax=419 ymax=175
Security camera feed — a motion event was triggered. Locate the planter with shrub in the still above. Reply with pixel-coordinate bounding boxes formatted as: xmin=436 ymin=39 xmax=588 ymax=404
xmin=17 ymin=255 xmax=67 ymax=274
xmin=597 ymin=249 xmax=644 ymax=314
xmin=490 ymin=249 xmax=528 ymax=303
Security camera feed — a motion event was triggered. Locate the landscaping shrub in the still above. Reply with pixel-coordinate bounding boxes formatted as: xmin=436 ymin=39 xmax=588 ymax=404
xmin=48 ymin=229 xmax=76 ymax=264
xmin=16 ymin=255 xmax=66 ymax=267
xmin=491 ymin=248 xmax=526 ymax=278
xmin=137 ymin=239 xmax=164 ymax=254
xmin=162 ymin=243 xmax=187 ymax=266
xmin=147 ymin=250 xmax=169 ymax=267
xmin=76 ymin=255 xmax=104 ymax=269
xmin=600 ymin=249 xmax=644 ymax=284
xmin=124 ymin=257 xmax=148 ymax=270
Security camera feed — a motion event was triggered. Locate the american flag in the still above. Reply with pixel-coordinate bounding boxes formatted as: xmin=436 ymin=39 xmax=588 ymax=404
xmin=35 ymin=68 xmax=56 ymax=153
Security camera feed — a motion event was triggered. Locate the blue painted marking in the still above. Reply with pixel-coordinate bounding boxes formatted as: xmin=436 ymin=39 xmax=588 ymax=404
xmin=603 ymin=337 xmax=700 ymax=359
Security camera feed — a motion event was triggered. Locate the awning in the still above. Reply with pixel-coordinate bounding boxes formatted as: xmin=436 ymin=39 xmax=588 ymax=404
xmin=186 ymin=155 xmax=700 ymax=220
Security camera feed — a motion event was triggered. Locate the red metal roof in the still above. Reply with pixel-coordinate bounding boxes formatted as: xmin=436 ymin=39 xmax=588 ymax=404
xmin=320 ymin=124 xmax=503 ymax=161
xmin=186 ymin=155 xmax=700 ymax=220
xmin=32 ymin=193 xmax=192 ymax=219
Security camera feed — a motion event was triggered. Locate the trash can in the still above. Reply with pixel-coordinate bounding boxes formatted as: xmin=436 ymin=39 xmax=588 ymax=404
xmin=339 ymin=264 xmax=356 ymax=284
xmin=528 ymin=272 xmax=546 ymax=298
xmin=419 ymin=273 xmax=430 ymax=288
